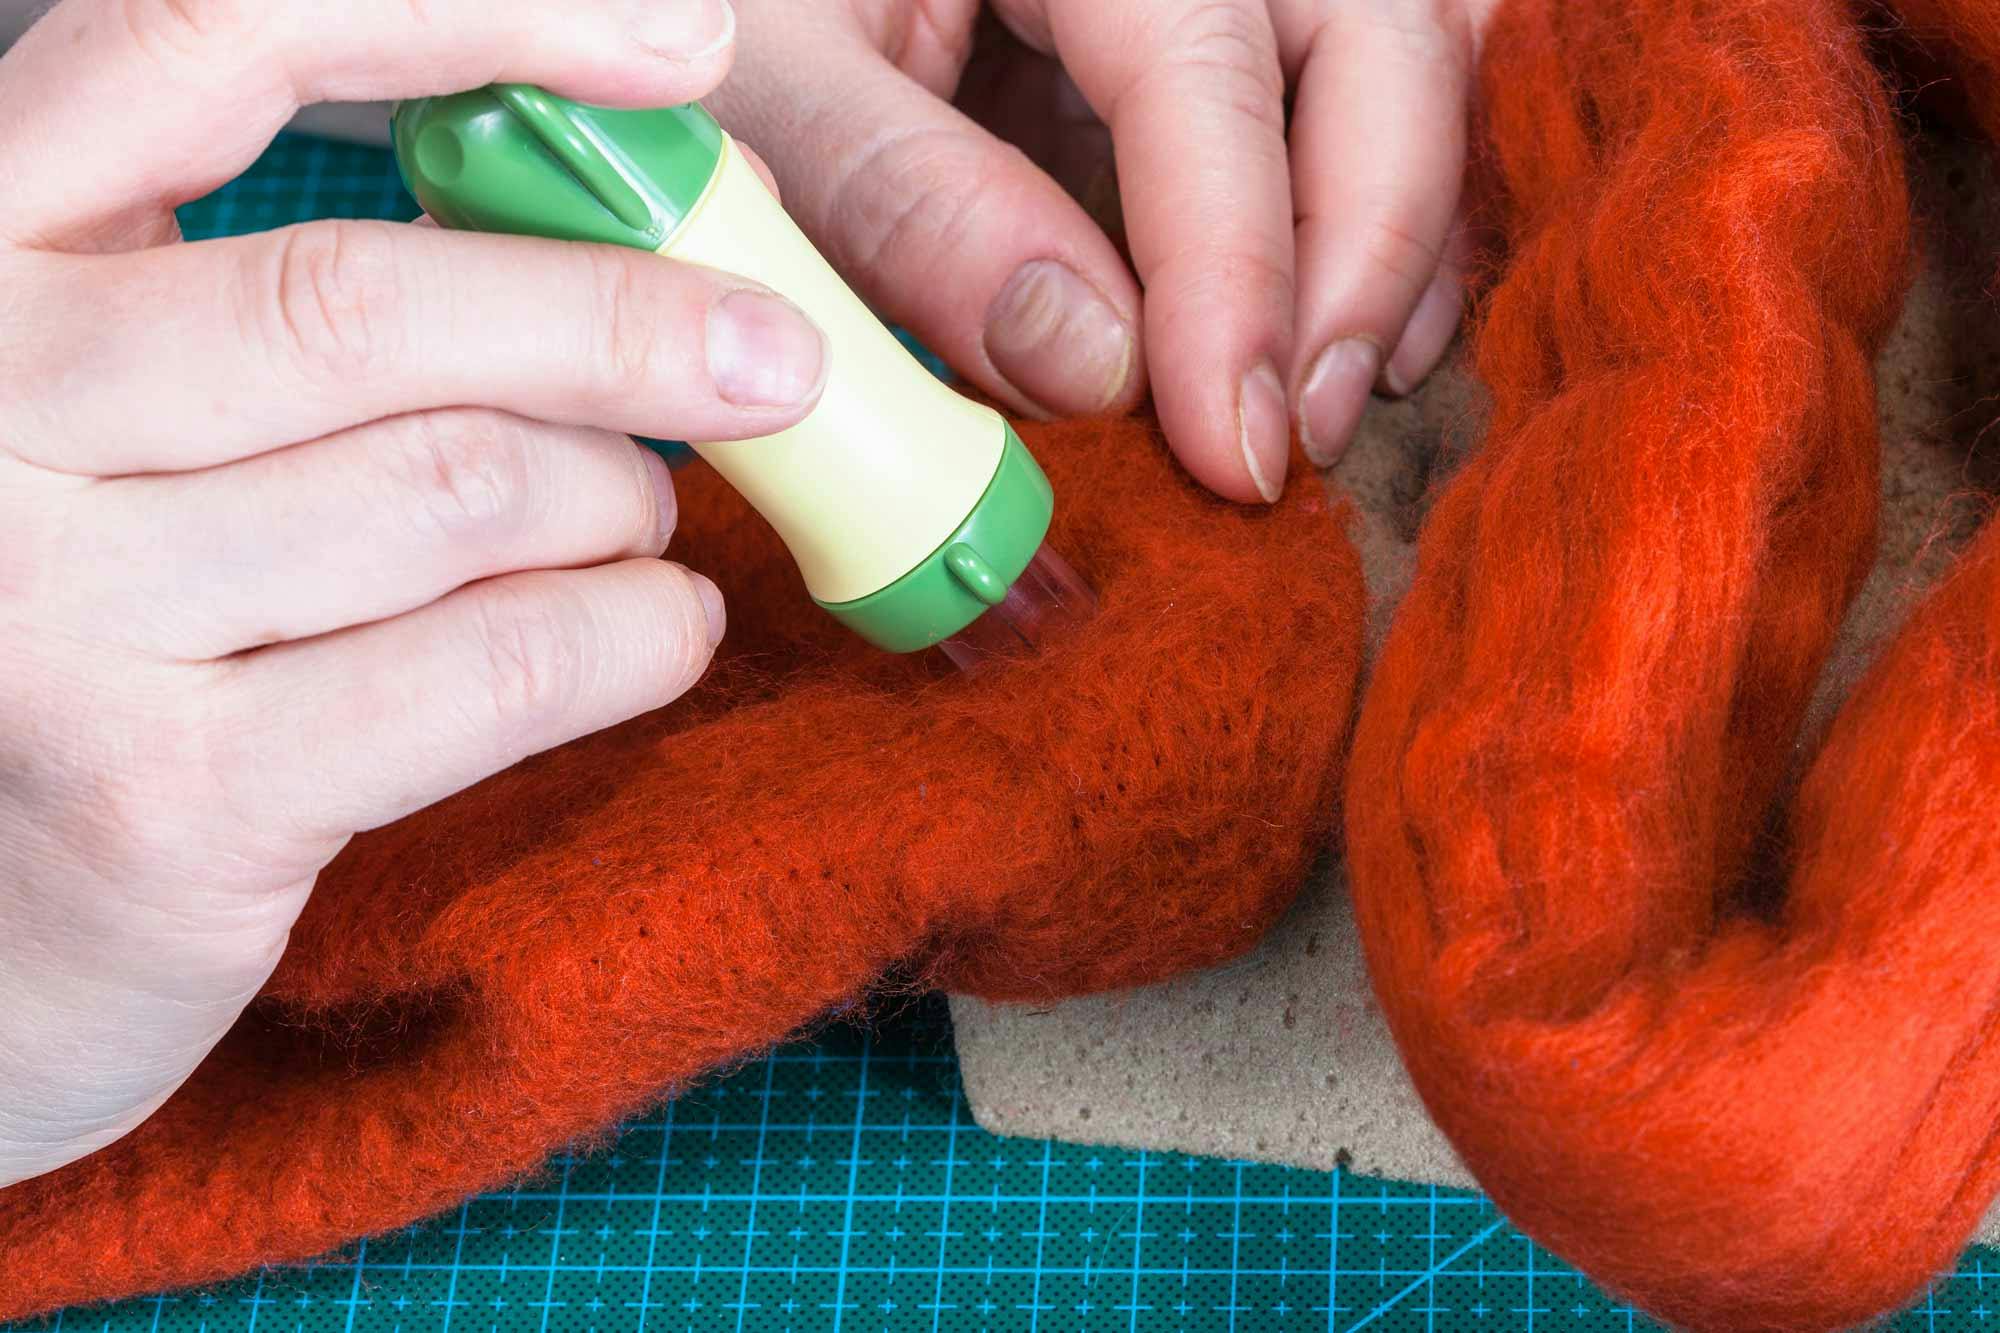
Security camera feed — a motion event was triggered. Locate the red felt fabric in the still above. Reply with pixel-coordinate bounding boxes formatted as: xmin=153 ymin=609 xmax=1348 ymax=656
xmin=23 ymin=2 xmax=2000 ymax=1326
xmin=1345 ymin=0 xmax=2000 ymax=1328
xmin=0 ymin=417 xmax=1364 ymax=1319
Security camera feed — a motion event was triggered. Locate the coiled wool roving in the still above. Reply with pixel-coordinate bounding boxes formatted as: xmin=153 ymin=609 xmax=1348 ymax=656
xmin=1346 ymin=0 xmax=2000 ymax=1329
xmin=0 ymin=423 xmax=1365 ymax=1319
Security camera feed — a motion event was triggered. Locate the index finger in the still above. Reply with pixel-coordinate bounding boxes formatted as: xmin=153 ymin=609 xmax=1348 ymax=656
xmin=0 ymin=0 xmax=736 ymax=248
xmin=1040 ymin=0 xmax=1296 ymax=504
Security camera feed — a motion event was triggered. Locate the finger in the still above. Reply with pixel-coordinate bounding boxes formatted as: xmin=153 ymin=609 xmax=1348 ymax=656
xmin=82 ymin=411 xmax=676 ymax=659
xmin=1042 ymin=0 xmax=1297 ymax=503
xmin=0 ymin=0 xmax=737 ymax=247
xmin=705 ymin=13 xmax=1143 ymax=421
xmin=10 ymin=221 xmax=827 ymax=475
xmin=1380 ymin=219 xmax=1472 ymax=397
xmin=955 ymin=22 xmax=1120 ymax=235
xmin=221 ymin=558 xmax=724 ymax=837
xmin=735 ymin=141 xmax=783 ymax=201
xmin=1283 ymin=1 xmax=1474 ymax=466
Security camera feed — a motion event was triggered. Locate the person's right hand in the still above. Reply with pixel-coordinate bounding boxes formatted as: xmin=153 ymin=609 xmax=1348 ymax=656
xmin=0 ymin=0 xmax=825 ymax=1187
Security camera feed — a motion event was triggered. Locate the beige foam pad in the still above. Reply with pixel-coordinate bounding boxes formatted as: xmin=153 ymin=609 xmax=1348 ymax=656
xmin=950 ymin=127 xmax=2000 ymax=1245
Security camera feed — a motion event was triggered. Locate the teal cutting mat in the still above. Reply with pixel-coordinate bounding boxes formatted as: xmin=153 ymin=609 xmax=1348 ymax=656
xmin=10 ymin=130 xmax=1998 ymax=1333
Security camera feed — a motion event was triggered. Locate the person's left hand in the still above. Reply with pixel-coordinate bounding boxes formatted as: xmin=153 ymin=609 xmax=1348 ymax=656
xmin=709 ymin=0 xmax=1498 ymax=504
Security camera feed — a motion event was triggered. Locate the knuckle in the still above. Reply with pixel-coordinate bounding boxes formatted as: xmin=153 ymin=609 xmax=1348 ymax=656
xmin=119 ymin=0 xmax=257 ymax=64
xmin=646 ymin=564 xmax=714 ymax=684
xmin=263 ymin=221 xmax=406 ymax=383
xmin=830 ymin=127 xmax=989 ymax=280
xmin=1158 ymin=2 xmax=1285 ymax=125
xmin=465 ymin=580 xmax=583 ymax=734
xmin=55 ymin=685 xmax=216 ymax=876
xmin=1360 ymin=214 xmax=1445 ymax=298
xmin=387 ymin=410 xmax=536 ymax=542
xmin=1160 ymin=246 xmax=1294 ymax=316
xmin=589 ymin=249 xmax=665 ymax=402
xmin=1327 ymin=0 xmax=1471 ymax=79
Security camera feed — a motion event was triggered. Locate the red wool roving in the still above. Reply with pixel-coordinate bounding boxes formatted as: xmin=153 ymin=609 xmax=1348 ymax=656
xmin=1345 ymin=0 xmax=2000 ymax=1328
xmin=0 ymin=418 xmax=1365 ymax=1319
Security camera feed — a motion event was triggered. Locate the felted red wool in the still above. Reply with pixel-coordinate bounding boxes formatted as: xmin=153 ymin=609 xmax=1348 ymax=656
xmin=1346 ymin=0 xmax=2000 ymax=1328
xmin=0 ymin=417 xmax=1364 ymax=1319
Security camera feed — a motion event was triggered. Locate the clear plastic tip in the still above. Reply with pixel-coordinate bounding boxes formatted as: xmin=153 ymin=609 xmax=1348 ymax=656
xmin=939 ymin=542 xmax=1097 ymax=673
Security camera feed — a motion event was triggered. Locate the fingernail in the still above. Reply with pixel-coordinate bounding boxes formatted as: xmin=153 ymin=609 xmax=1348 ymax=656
xmin=641 ymin=446 xmax=677 ymax=549
xmin=1238 ymin=360 xmax=1289 ymax=504
xmin=984 ymin=260 xmax=1134 ymax=415
xmin=640 ymin=0 xmax=735 ymax=61
xmin=1298 ymin=338 xmax=1381 ymax=468
xmin=707 ymin=289 xmax=826 ymax=408
xmin=685 ymin=569 xmax=726 ymax=647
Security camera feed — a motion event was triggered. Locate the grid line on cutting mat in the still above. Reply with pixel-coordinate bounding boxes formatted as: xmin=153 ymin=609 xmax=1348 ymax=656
xmin=5 ymin=130 xmax=1996 ymax=1333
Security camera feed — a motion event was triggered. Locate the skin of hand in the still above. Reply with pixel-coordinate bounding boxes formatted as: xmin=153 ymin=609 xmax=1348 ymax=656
xmin=0 ymin=0 xmax=830 ymax=1187
xmin=705 ymin=0 xmax=1499 ymax=503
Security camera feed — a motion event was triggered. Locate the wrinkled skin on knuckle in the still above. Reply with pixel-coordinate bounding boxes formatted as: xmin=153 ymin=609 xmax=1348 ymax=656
xmin=590 ymin=249 xmax=671 ymax=404
xmin=1359 ymin=211 xmax=1446 ymax=292
xmin=385 ymin=408 xmax=539 ymax=547
xmin=1303 ymin=0 xmax=1473 ymax=82
xmin=829 ymin=125 xmax=997 ymax=280
xmin=649 ymin=563 xmax=718 ymax=689
xmin=464 ymin=579 xmax=585 ymax=746
xmin=1152 ymin=246 xmax=1296 ymax=325
xmin=120 ymin=0 xmax=243 ymax=57
xmin=1151 ymin=1 xmax=1286 ymax=122
xmin=117 ymin=0 xmax=274 ymax=91
xmin=262 ymin=220 xmax=409 ymax=388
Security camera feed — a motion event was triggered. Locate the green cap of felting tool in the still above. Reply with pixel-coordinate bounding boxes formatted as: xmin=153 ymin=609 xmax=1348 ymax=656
xmin=393 ymin=84 xmax=721 ymax=248
xmin=391 ymin=87 xmax=1092 ymax=664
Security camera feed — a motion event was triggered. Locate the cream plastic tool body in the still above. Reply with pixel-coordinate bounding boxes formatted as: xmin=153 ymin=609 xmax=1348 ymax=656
xmin=662 ymin=138 xmax=1008 ymax=606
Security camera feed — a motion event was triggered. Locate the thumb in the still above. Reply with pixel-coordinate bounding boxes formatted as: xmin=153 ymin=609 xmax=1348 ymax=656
xmin=705 ymin=18 xmax=1143 ymax=420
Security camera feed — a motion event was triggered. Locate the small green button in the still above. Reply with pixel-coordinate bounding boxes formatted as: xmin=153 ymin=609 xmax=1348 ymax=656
xmin=944 ymin=543 xmax=1008 ymax=607
xmin=414 ymin=123 xmax=465 ymax=185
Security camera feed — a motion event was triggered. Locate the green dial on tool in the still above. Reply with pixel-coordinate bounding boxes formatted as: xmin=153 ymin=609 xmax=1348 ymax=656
xmin=392 ymin=88 xmax=724 ymax=250
xmin=816 ymin=424 xmax=1054 ymax=652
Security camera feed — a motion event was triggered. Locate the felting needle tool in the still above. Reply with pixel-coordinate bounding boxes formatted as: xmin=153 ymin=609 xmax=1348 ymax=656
xmin=390 ymin=86 xmax=1095 ymax=672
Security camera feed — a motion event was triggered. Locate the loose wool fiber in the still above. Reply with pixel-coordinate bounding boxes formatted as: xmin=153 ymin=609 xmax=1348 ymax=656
xmin=0 ymin=420 xmax=1365 ymax=1319
xmin=1346 ymin=0 xmax=2000 ymax=1329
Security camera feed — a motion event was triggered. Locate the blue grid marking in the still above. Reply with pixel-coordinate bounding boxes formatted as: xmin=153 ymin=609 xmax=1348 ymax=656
xmin=6 ymin=129 xmax=1992 ymax=1333
xmin=18 ymin=1002 xmax=1675 ymax=1333
xmin=19 ymin=999 xmax=2000 ymax=1332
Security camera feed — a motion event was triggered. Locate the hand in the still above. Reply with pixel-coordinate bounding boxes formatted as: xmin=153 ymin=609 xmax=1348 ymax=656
xmin=0 ymin=0 xmax=828 ymax=1185
xmin=708 ymin=0 xmax=1497 ymax=502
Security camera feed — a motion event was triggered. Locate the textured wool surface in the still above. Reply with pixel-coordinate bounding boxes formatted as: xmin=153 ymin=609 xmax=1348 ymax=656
xmin=0 ymin=420 xmax=1364 ymax=1319
xmin=1344 ymin=0 xmax=2000 ymax=1330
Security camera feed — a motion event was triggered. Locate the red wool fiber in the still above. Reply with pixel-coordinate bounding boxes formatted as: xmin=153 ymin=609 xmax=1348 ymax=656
xmin=20 ymin=1 xmax=2000 ymax=1325
xmin=0 ymin=420 xmax=1364 ymax=1319
xmin=1345 ymin=0 xmax=2000 ymax=1328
